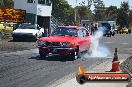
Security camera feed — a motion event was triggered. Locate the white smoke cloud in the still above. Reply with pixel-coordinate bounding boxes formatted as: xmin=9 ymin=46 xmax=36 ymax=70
xmin=82 ymin=27 xmax=111 ymax=58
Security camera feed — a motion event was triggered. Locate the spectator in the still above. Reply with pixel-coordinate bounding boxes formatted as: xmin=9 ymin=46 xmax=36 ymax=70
xmin=86 ymin=24 xmax=90 ymax=31
xmin=94 ymin=24 xmax=98 ymax=32
xmin=90 ymin=23 xmax=95 ymax=35
xmin=83 ymin=23 xmax=86 ymax=27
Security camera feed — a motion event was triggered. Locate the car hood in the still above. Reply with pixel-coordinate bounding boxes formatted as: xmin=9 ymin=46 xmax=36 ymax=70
xmin=13 ymin=29 xmax=39 ymax=34
xmin=39 ymin=36 xmax=79 ymax=42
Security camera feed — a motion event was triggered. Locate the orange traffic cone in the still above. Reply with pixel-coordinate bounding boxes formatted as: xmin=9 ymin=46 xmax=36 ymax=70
xmin=110 ymin=48 xmax=121 ymax=72
xmin=78 ymin=65 xmax=86 ymax=75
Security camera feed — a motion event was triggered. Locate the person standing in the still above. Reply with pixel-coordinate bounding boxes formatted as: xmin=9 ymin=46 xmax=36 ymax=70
xmin=91 ymin=23 xmax=94 ymax=35
xmin=94 ymin=24 xmax=98 ymax=33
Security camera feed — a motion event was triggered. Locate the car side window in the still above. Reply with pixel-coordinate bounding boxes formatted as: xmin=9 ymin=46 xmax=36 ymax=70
xmin=82 ymin=28 xmax=89 ymax=37
xmin=78 ymin=29 xmax=84 ymax=38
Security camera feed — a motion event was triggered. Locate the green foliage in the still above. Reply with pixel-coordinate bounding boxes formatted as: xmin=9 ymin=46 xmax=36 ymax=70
xmin=93 ymin=0 xmax=106 ymax=21
xmin=0 ymin=0 xmax=14 ymax=8
xmin=129 ymin=10 xmax=132 ymax=26
xmin=51 ymin=0 xmax=92 ymax=25
xmin=105 ymin=6 xmax=118 ymax=21
xmin=116 ymin=2 xmax=129 ymax=28
xmin=0 ymin=1 xmax=4 ymax=8
xmin=77 ymin=5 xmax=92 ymax=21
xmin=51 ymin=0 xmax=73 ymax=24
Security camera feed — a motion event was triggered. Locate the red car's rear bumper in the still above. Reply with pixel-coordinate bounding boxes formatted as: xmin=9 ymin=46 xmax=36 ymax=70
xmin=38 ymin=46 xmax=75 ymax=55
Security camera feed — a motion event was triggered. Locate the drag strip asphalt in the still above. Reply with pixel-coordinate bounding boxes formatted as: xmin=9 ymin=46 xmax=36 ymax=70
xmin=0 ymin=34 xmax=132 ymax=87
xmin=0 ymin=49 xmax=108 ymax=87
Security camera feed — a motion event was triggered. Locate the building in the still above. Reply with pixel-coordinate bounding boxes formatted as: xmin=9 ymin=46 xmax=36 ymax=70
xmin=13 ymin=0 xmax=52 ymax=34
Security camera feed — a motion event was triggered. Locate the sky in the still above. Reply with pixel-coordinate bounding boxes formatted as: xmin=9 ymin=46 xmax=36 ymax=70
xmin=66 ymin=0 xmax=132 ymax=10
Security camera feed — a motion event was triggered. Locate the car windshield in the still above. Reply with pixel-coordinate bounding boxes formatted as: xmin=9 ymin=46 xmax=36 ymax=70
xmin=122 ymin=27 xmax=128 ymax=30
xmin=18 ymin=24 xmax=36 ymax=29
xmin=52 ymin=27 xmax=78 ymax=36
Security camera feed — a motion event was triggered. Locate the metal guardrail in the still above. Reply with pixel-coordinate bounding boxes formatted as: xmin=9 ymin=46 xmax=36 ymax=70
xmin=50 ymin=16 xmax=63 ymax=31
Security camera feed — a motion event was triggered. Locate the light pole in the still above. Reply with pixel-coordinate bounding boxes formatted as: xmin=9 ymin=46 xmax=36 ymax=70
xmin=75 ymin=0 xmax=77 ymax=25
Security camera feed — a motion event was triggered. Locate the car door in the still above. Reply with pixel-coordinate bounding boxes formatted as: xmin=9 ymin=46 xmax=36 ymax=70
xmin=82 ymin=28 xmax=91 ymax=51
xmin=77 ymin=29 xmax=86 ymax=52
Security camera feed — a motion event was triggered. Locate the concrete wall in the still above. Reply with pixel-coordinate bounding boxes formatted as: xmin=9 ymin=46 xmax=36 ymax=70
xmin=14 ymin=0 xmax=37 ymax=14
xmin=13 ymin=0 xmax=52 ymax=16
xmin=37 ymin=4 xmax=52 ymax=16
xmin=25 ymin=13 xmax=36 ymax=24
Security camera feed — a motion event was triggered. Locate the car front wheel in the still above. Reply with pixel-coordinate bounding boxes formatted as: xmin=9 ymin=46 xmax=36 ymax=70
xmin=39 ymin=53 xmax=47 ymax=60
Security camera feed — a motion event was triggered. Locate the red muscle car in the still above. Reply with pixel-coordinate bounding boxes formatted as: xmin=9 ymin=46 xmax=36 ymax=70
xmin=37 ymin=26 xmax=91 ymax=60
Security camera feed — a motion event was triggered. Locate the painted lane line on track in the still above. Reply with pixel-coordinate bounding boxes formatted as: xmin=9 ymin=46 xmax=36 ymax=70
xmin=120 ymin=43 xmax=129 ymax=45
xmin=104 ymin=42 xmax=113 ymax=44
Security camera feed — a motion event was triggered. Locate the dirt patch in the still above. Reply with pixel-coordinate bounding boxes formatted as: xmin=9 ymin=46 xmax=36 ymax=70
xmin=120 ymin=56 xmax=132 ymax=87
xmin=0 ymin=39 xmax=37 ymax=53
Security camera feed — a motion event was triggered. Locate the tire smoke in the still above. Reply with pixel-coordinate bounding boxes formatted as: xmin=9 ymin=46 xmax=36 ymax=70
xmin=83 ymin=27 xmax=111 ymax=58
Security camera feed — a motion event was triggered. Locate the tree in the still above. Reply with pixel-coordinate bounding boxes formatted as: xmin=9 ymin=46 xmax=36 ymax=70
xmin=129 ymin=9 xmax=132 ymax=26
xmin=93 ymin=0 xmax=106 ymax=21
xmin=116 ymin=1 xmax=129 ymax=28
xmin=87 ymin=0 xmax=104 ymax=9
xmin=105 ymin=6 xmax=118 ymax=21
xmin=0 ymin=1 xmax=4 ymax=8
xmin=4 ymin=0 xmax=14 ymax=8
xmin=77 ymin=2 xmax=92 ymax=21
xmin=0 ymin=0 xmax=14 ymax=8
xmin=51 ymin=0 xmax=73 ymax=24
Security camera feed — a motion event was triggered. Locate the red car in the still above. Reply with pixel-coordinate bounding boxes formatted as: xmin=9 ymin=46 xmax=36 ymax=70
xmin=37 ymin=26 xmax=91 ymax=60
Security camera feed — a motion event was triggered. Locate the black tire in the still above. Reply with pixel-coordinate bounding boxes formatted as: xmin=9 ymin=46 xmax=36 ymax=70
xmin=128 ymin=30 xmax=131 ymax=34
xmin=39 ymin=53 xmax=47 ymax=60
xmin=13 ymin=38 xmax=18 ymax=42
xmin=113 ymin=32 xmax=115 ymax=36
xmin=32 ymin=36 xmax=37 ymax=41
xmin=76 ymin=75 xmax=86 ymax=84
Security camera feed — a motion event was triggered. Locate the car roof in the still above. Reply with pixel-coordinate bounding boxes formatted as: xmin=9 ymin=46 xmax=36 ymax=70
xmin=58 ymin=26 xmax=84 ymax=30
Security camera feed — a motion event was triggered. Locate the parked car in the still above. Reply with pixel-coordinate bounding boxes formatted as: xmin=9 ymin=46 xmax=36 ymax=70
xmin=37 ymin=26 xmax=91 ymax=60
xmin=0 ymin=22 xmax=13 ymax=39
xmin=12 ymin=23 xmax=44 ymax=41
xmin=118 ymin=27 xmax=131 ymax=34
xmin=101 ymin=23 xmax=115 ymax=37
